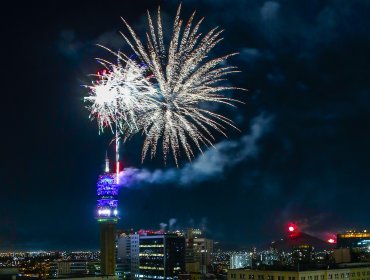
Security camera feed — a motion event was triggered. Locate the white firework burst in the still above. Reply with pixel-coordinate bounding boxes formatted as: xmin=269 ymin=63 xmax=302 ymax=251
xmin=120 ymin=4 xmax=244 ymax=165
xmin=84 ymin=57 xmax=156 ymax=134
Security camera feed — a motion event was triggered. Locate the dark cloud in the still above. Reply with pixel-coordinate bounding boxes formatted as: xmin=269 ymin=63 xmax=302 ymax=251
xmin=260 ymin=1 xmax=280 ymax=21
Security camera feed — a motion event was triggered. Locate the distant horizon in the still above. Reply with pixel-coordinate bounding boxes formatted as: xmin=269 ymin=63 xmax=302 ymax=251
xmin=3 ymin=227 xmax=368 ymax=252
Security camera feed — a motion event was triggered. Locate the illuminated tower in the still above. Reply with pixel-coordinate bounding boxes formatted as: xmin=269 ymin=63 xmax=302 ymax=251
xmin=96 ymin=154 xmax=119 ymax=276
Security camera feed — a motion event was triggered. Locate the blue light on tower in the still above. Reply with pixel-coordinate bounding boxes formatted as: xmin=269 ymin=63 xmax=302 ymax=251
xmin=96 ymin=155 xmax=119 ymax=223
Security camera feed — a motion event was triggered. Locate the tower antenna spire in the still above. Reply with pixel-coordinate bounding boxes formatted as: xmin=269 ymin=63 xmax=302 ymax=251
xmin=105 ymin=151 xmax=110 ymax=173
xmin=115 ymin=123 xmax=120 ymax=183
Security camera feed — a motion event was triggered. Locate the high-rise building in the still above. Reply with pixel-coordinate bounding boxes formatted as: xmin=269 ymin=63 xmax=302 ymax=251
xmin=117 ymin=231 xmax=133 ymax=278
xmin=185 ymin=229 xmax=213 ymax=274
xmin=139 ymin=233 xmax=185 ymax=279
xmin=96 ymin=155 xmax=119 ymax=276
xmin=130 ymin=234 xmax=140 ymax=278
xmin=117 ymin=231 xmax=186 ymax=279
xmin=117 ymin=231 xmax=140 ymax=279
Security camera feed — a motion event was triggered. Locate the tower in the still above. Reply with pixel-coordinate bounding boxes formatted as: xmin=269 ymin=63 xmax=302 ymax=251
xmin=96 ymin=154 xmax=119 ymax=276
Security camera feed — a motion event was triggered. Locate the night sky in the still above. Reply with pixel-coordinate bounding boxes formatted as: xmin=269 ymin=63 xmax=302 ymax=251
xmin=1 ymin=0 xmax=370 ymax=251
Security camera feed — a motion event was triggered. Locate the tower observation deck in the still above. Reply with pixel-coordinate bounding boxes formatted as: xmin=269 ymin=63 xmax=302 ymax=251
xmin=96 ymin=155 xmax=119 ymax=276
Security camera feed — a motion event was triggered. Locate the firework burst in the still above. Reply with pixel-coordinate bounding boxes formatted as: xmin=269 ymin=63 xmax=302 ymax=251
xmin=85 ymin=5 xmax=244 ymax=166
xmin=120 ymin=4 xmax=244 ymax=165
xmin=84 ymin=57 xmax=156 ymax=134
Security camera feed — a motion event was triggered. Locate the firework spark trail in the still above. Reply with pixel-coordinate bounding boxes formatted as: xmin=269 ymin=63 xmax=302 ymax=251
xmin=85 ymin=5 xmax=244 ymax=166
xmin=119 ymin=4 xmax=244 ymax=165
xmin=84 ymin=58 xmax=156 ymax=134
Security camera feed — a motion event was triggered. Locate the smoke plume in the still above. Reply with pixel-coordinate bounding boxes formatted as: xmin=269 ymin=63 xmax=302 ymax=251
xmin=118 ymin=114 xmax=273 ymax=188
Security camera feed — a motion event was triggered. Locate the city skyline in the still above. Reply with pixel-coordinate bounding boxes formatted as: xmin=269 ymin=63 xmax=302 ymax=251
xmin=1 ymin=0 xmax=370 ymax=251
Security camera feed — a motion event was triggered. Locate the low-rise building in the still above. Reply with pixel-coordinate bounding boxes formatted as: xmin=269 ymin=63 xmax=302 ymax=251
xmin=228 ymin=264 xmax=370 ymax=280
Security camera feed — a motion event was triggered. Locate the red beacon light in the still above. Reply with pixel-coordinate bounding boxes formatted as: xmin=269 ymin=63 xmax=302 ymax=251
xmin=287 ymin=224 xmax=300 ymax=238
xmin=328 ymin=238 xmax=335 ymax=244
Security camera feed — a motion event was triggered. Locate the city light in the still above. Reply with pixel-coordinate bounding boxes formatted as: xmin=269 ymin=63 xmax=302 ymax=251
xmin=98 ymin=209 xmax=111 ymax=216
xmin=289 ymin=226 xmax=295 ymax=232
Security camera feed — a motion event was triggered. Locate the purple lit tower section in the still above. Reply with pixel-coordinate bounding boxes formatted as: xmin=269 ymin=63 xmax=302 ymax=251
xmin=96 ymin=174 xmax=118 ymax=221
xmin=96 ymin=155 xmax=119 ymax=276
